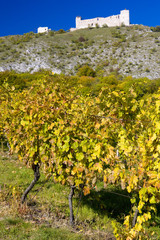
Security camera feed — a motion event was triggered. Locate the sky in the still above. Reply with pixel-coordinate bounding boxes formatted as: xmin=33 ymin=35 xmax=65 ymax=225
xmin=0 ymin=0 xmax=160 ymax=37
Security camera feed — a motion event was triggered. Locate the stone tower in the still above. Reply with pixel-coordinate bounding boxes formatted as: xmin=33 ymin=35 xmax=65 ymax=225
xmin=76 ymin=16 xmax=82 ymax=29
xmin=120 ymin=9 xmax=130 ymax=26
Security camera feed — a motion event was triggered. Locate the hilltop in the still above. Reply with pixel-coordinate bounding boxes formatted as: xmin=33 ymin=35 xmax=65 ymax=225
xmin=0 ymin=25 xmax=160 ymax=79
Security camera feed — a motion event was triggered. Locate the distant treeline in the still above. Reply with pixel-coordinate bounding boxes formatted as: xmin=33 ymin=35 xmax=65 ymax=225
xmin=1 ymin=69 xmax=160 ymax=98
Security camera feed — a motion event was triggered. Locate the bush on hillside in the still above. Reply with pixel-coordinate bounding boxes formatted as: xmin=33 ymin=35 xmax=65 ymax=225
xmin=78 ymin=36 xmax=86 ymax=42
xmin=56 ymin=29 xmax=66 ymax=34
xmin=151 ymin=26 xmax=160 ymax=32
xmin=77 ymin=65 xmax=96 ymax=77
xmin=48 ymin=31 xmax=55 ymax=36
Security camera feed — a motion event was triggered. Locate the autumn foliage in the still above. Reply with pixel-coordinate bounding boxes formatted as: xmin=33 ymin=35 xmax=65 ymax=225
xmin=0 ymin=73 xmax=160 ymax=239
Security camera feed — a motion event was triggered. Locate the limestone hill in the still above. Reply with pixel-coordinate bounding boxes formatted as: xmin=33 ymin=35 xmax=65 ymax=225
xmin=0 ymin=25 xmax=160 ymax=79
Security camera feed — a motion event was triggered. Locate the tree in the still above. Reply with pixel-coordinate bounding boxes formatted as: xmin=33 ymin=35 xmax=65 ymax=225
xmin=77 ymin=65 xmax=96 ymax=77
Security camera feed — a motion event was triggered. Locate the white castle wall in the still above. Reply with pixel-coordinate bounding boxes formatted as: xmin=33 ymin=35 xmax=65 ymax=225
xmin=71 ymin=10 xmax=130 ymax=31
xmin=37 ymin=27 xmax=49 ymax=33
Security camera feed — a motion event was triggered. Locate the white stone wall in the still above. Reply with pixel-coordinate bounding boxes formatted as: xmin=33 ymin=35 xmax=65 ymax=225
xmin=75 ymin=10 xmax=130 ymax=30
xmin=70 ymin=27 xmax=77 ymax=32
xmin=37 ymin=27 xmax=49 ymax=33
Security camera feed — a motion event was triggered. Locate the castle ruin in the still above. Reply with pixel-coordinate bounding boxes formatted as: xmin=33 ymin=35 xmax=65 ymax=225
xmin=37 ymin=27 xmax=51 ymax=33
xmin=70 ymin=9 xmax=130 ymax=31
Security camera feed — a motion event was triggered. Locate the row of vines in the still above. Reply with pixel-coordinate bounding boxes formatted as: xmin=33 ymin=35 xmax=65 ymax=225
xmin=0 ymin=76 xmax=160 ymax=239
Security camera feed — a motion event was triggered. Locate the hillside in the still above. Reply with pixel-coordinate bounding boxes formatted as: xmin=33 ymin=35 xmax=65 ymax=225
xmin=0 ymin=25 xmax=160 ymax=79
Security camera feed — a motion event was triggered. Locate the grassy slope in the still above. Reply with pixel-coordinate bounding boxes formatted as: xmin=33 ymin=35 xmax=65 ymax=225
xmin=0 ymin=25 xmax=160 ymax=78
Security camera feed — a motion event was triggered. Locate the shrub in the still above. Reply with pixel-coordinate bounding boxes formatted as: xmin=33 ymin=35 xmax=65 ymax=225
xmin=150 ymin=48 xmax=157 ymax=53
xmin=56 ymin=29 xmax=66 ymax=34
xmin=78 ymin=76 xmax=95 ymax=86
xmin=151 ymin=26 xmax=160 ymax=32
xmin=95 ymin=23 xmax=100 ymax=28
xmin=77 ymin=65 xmax=96 ymax=77
xmin=78 ymin=36 xmax=86 ymax=42
xmin=102 ymin=75 xmax=119 ymax=85
xmin=145 ymin=68 xmax=150 ymax=72
xmin=121 ymin=23 xmax=125 ymax=27
xmin=48 ymin=31 xmax=55 ymax=36
xmin=102 ymin=24 xmax=108 ymax=28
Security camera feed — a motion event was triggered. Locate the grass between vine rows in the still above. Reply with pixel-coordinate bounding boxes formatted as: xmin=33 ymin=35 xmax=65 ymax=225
xmin=0 ymin=150 xmax=160 ymax=239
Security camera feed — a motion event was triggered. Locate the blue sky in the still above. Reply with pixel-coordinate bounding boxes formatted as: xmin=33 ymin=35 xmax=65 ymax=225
xmin=0 ymin=0 xmax=160 ymax=36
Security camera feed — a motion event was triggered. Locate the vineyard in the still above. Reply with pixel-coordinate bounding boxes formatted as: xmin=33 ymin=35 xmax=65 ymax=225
xmin=0 ymin=71 xmax=160 ymax=239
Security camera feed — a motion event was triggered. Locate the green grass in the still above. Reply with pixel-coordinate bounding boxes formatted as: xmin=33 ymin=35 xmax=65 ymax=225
xmin=0 ymin=152 xmax=114 ymax=239
xmin=0 ymin=151 xmax=160 ymax=239
xmin=0 ymin=218 xmax=87 ymax=240
xmin=0 ymin=153 xmax=35 ymax=187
